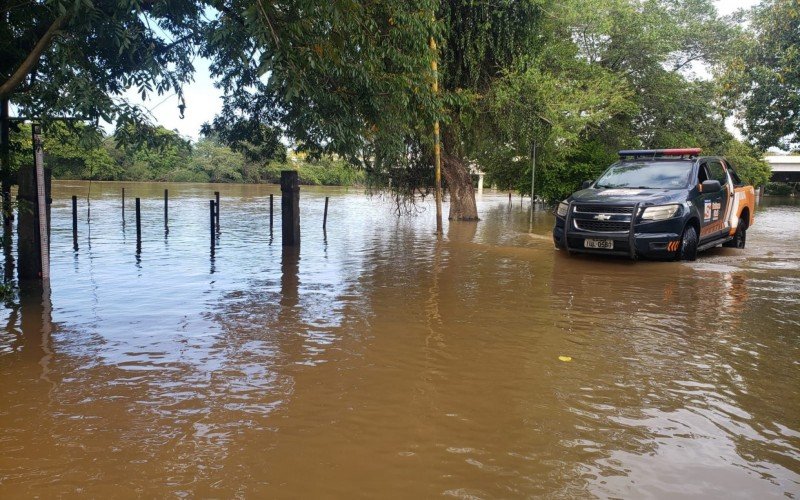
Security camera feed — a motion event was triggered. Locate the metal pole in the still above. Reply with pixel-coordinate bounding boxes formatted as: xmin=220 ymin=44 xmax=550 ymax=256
xmin=269 ymin=193 xmax=274 ymax=236
xmin=210 ymin=200 xmax=216 ymax=248
xmin=72 ymin=195 xmax=78 ymax=250
xmin=121 ymin=187 xmax=125 ymax=222
xmin=323 ymin=196 xmax=329 ymax=230
xmin=214 ymin=191 xmax=220 ymax=231
xmin=135 ymin=198 xmax=141 ymax=245
xmin=164 ymin=189 xmax=168 ymax=231
xmin=531 ymin=142 xmax=536 ymax=210
xmin=430 ymin=34 xmax=443 ymax=237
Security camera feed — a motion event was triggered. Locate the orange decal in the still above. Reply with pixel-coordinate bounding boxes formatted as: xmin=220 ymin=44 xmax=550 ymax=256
xmin=701 ymin=220 xmax=726 ymax=236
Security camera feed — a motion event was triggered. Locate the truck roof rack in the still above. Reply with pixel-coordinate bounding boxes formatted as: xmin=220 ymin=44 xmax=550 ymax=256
xmin=618 ymin=148 xmax=702 ymax=159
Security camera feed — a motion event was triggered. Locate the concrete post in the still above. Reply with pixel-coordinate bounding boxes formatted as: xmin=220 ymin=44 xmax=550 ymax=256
xmin=17 ymin=124 xmax=51 ymax=282
xmin=477 ymin=173 xmax=485 ymax=195
xmin=281 ymin=170 xmax=300 ymax=246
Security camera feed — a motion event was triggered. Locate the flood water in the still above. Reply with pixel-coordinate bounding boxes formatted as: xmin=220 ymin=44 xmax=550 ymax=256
xmin=1 ymin=181 xmax=798 ymax=497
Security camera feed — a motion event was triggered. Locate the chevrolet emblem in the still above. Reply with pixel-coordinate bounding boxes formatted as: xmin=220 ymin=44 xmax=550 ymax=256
xmin=594 ymin=214 xmax=612 ymax=221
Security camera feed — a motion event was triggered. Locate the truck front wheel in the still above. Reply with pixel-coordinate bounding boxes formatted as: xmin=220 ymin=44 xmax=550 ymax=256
xmin=678 ymin=224 xmax=698 ymax=261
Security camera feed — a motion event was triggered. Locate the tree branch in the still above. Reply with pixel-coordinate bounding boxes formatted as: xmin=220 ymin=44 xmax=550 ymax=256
xmin=0 ymin=14 xmax=66 ymax=99
xmin=673 ymin=54 xmax=704 ymax=72
xmin=255 ymin=1 xmax=280 ymax=48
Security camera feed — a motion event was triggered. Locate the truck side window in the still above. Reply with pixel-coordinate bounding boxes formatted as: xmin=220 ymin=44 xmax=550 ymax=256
xmin=697 ymin=164 xmax=709 ymax=184
xmin=723 ymin=161 xmax=744 ymax=186
xmin=707 ymin=161 xmax=727 ymax=184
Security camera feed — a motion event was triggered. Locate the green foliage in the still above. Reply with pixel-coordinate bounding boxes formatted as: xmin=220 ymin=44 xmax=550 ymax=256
xmin=2 ymin=0 xmax=206 ymax=143
xmin=0 ymin=281 xmax=15 ymax=305
xmin=3 ymin=0 xmax=785 ymax=208
xmin=203 ymin=0 xmax=439 ymax=168
xmin=10 ymin=124 xmax=362 ymax=186
xmin=718 ymin=0 xmax=800 ymax=150
xmin=186 ymin=136 xmax=247 ymax=183
xmin=764 ymin=182 xmax=797 ymax=196
xmin=279 ymin=156 xmax=365 ymax=186
xmin=717 ymin=139 xmax=772 ymax=187
xmin=116 ymin=126 xmax=193 ymax=181
xmin=476 ymin=0 xmax=740 ymax=203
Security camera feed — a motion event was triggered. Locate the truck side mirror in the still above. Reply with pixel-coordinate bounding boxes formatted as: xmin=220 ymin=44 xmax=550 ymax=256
xmin=581 ymin=180 xmax=593 ymax=189
xmin=700 ymin=180 xmax=722 ymax=193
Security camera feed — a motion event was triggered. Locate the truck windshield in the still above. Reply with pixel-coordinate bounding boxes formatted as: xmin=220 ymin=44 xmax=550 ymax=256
xmin=594 ymin=161 xmax=693 ymax=189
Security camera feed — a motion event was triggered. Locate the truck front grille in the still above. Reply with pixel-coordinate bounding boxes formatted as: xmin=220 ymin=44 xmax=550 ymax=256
xmin=575 ymin=220 xmax=630 ymax=232
xmin=574 ymin=205 xmax=634 ymax=214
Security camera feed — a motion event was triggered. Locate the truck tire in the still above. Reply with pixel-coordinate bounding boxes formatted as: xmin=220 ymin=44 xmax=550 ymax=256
xmin=723 ymin=217 xmax=747 ymax=249
xmin=678 ymin=224 xmax=698 ymax=261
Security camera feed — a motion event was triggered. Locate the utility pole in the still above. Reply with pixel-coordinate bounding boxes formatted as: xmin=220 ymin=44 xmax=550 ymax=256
xmin=531 ymin=141 xmax=536 ymax=210
xmin=430 ymin=33 xmax=443 ymax=237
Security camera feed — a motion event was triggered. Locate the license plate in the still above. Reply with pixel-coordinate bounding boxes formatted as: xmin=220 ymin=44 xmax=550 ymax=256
xmin=584 ymin=238 xmax=614 ymax=249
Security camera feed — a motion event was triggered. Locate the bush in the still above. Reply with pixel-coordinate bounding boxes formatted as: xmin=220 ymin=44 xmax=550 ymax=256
xmin=764 ymin=182 xmax=797 ymax=196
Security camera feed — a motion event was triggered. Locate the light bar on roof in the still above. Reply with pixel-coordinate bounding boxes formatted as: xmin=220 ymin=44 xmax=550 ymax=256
xmin=618 ymin=148 xmax=702 ymax=158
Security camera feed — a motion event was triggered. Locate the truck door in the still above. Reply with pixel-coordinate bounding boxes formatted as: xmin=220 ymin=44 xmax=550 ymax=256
xmin=697 ymin=160 xmax=729 ymax=240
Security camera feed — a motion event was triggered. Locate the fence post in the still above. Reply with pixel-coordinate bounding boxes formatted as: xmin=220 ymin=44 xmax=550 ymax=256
xmin=72 ymin=195 xmax=78 ymax=250
xmin=214 ymin=191 xmax=220 ymax=231
xmin=280 ymin=171 xmax=300 ymax=246
xmin=164 ymin=189 xmax=169 ymax=232
xmin=210 ymin=200 xmax=216 ymax=249
xmin=135 ymin=197 xmax=141 ymax=245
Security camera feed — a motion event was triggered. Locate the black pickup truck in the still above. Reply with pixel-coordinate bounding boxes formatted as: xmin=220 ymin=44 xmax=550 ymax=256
xmin=552 ymin=149 xmax=756 ymax=260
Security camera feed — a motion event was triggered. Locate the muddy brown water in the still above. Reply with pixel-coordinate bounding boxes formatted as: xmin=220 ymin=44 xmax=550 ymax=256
xmin=0 ymin=181 xmax=798 ymax=497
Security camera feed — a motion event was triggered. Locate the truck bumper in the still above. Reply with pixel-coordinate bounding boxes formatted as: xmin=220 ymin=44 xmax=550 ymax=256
xmin=554 ymin=205 xmax=685 ymax=260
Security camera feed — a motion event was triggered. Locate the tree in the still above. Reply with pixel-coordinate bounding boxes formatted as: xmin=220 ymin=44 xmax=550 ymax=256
xmin=190 ymin=136 xmax=247 ymax=183
xmin=468 ymin=0 xmax=741 ymax=203
xmin=427 ymin=1 xmax=545 ymax=219
xmin=718 ymin=0 xmax=800 ymax=150
xmin=202 ymin=0 xmax=439 ymax=185
xmin=1 ymin=0 xmax=204 ymax=125
xmin=718 ymin=139 xmax=772 ymax=188
xmin=0 ymin=0 xmax=207 ymax=206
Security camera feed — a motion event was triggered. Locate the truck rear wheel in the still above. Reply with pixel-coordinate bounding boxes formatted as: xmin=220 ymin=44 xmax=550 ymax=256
xmin=678 ymin=224 xmax=698 ymax=261
xmin=723 ymin=217 xmax=747 ymax=249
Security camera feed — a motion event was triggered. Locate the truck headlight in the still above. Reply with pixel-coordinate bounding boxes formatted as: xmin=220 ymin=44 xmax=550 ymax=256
xmin=556 ymin=201 xmax=569 ymax=217
xmin=641 ymin=204 xmax=681 ymax=221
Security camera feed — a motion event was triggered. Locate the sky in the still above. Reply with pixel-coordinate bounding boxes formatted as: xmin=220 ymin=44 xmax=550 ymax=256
xmin=124 ymin=0 xmax=763 ymax=142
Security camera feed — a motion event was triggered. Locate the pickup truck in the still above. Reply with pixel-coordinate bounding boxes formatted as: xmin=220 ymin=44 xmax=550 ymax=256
xmin=552 ymin=149 xmax=755 ymax=260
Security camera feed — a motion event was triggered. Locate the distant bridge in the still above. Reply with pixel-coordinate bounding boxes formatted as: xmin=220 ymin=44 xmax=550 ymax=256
xmin=766 ymin=155 xmax=800 ymax=182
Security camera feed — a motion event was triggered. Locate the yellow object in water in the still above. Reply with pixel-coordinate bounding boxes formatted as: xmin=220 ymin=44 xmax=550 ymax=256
xmin=558 ymin=356 xmax=572 ymax=362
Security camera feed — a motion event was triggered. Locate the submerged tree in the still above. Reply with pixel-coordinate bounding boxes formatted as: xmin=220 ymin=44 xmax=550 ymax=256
xmin=203 ymin=0 xmax=548 ymax=221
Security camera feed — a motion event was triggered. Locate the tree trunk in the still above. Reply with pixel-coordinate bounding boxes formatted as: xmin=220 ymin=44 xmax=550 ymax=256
xmin=441 ymin=153 xmax=478 ymax=221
